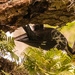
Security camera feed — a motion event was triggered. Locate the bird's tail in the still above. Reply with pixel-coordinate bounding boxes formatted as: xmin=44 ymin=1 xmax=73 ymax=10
xmin=66 ymin=43 xmax=75 ymax=57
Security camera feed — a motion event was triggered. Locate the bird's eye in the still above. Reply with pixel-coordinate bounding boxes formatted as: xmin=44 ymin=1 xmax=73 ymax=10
xmin=26 ymin=25 xmax=28 ymax=27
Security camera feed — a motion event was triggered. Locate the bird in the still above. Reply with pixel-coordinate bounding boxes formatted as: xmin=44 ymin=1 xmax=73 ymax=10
xmin=16 ymin=24 xmax=75 ymax=56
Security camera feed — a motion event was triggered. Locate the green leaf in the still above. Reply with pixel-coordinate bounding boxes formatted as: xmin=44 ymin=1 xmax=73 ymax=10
xmin=58 ymin=71 xmax=73 ymax=75
xmin=1 ymin=70 xmax=10 ymax=75
xmin=23 ymin=47 xmax=75 ymax=75
xmin=0 ymin=30 xmax=19 ymax=61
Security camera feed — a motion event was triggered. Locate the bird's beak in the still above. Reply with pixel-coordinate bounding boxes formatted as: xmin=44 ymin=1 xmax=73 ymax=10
xmin=14 ymin=33 xmax=28 ymax=41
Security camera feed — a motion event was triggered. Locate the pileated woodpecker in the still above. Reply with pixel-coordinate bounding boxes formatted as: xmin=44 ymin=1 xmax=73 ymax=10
xmin=17 ymin=24 xmax=75 ymax=56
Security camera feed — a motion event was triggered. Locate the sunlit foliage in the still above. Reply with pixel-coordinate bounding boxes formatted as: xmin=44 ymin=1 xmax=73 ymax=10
xmin=23 ymin=47 xmax=75 ymax=75
xmin=0 ymin=30 xmax=19 ymax=61
xmin=60 ymin=21 xmax=75 ymax=46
